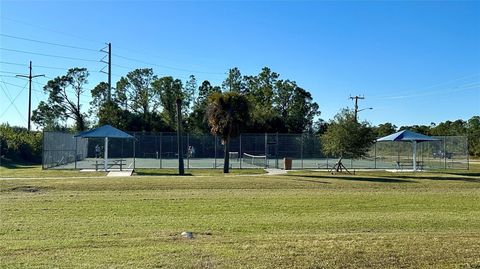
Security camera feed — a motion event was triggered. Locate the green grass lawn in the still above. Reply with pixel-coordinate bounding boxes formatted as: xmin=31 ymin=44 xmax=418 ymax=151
xmin=1 ymin=165 xmax=480 ymax=268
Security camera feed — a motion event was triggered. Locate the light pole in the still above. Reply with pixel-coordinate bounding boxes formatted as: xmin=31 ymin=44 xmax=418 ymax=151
xmin=356 ymin=107 xmax=373 ymax=121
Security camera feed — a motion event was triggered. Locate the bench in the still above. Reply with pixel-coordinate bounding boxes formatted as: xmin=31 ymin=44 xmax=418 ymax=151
xmin=93 ymin=159 xmax=127 ymax=171
xmin=395 ymin=161 xmax=423 ymax=171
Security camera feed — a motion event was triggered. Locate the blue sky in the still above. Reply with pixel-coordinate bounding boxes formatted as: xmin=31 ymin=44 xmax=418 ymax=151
xmin=1 ymin=1 xmax=479 ymax=130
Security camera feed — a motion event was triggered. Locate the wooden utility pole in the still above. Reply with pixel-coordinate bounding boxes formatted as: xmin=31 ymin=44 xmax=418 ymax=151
xmin=350 ymin=95 xmax=364 ymax=121
xmin=16 ymin=61 xmax=44 ymax=131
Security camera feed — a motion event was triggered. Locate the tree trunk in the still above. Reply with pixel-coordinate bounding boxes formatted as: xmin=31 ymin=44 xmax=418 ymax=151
xmin=223 ymin=139 xmax=230 ymax=173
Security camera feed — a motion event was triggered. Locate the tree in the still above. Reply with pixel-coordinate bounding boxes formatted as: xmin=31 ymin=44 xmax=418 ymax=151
xmin=321 ymin=109 xmax=375 ymax=159
xmin=190 ymin=80 xmax=221 ymax=133
xmin=245 ymin=67 xmax=279 ymax=131
xmin=375 ymin=123 xmax=397 ymax=137
xmin=184 ymin=75 xmax=197 ymax=113
xmin=206 ymin=92 xmax=250 ymax=173
xmin=430 ymin=120 xmax=466 ymax=136
xmin=116 ymin=68 xmax=159 ymax=131
xmin=32 ymin=67 xmax=89 ymax=131
xmin=222 ymin=67 xmax=244 ymax=93
xmin=89 ymin=82 xmax=110 ymax=116
xmin=466 ymin=116 xmax=480 ymax=157
xmin=152 ymin=76 xmax=184 ymax=130
xmin=398 ymin=125 xmax=431 ymax=135
xmin=285 ymin=86 xmax=320 ymax=133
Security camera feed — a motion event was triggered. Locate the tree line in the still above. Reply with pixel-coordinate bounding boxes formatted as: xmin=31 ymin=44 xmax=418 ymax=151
xmin=321 ymin=114 xmax=480 ymax=159
xmin=31 ymin=67 xmax=320 ymax=134
xmin=2 ymin=65 xmax=478 ymax=165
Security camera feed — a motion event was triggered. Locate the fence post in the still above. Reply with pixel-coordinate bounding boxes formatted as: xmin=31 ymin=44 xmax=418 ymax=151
xmin=214 ymin=135 xmax=217 ymax=169
xmin=42 ymin=130 xmax=45 ymax=170
xmin=187 ymin=133 xmax=190 ymax=169
xmin=264 ymin=132 xmax=268 ymax=168
xmin=133 ymin=133 xmax=136 ymax=170
xmin=239 ymin=134 xmax=242 ymax=169
xmin=443 ymin=136 xmax=447 ymax=169
xmin=74 ymin=137 xmax=77 ymax=169
xmin=466 ymin=136 xmax=469 ymax=170
xmin=374 ymin=142 xmax=377 ymax=169
xmin=159 ymin=132 xmax=162 ymax=169
xmin=301 ymin=134 xmax=304 ymax=169
xmin=275 ymin=132 xmax=279 ymax=169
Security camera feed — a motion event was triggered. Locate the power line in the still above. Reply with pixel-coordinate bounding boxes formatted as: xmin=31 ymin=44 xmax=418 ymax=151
xmin=376 ymin=83 xmax=480 ymax=100
xmin=0 ymin=80 xmax=28 ymax=88
xmin=0 ymin=33 xmax=100 ymax=52
xmin=112 ymin=53 xmax=225 ymax=75
xmin=0 ymin=70 xmax=21 ymax=75
xmin=1 ymin=61 xmax=94 ymax=71
xmin=3 ymin=17 xmax=219 ymax=73
xmin=1 ymin=16 xmax=102 ymax=46
xmin=32 ymin=77 xmax=42 ymax=104
xmin=0 ymin=47 xmax=101 ymax=63
xmin=0 ymin=61 xmax=26 ymax=67
xmin=0 ymin=79 xmax=29 ymax=122
xmin=371 ymin=73 xmax=480 ymax=100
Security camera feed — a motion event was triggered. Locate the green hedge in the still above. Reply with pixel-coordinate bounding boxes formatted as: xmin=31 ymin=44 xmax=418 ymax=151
xmin=0 ymin=124 xmax=42 ymax=164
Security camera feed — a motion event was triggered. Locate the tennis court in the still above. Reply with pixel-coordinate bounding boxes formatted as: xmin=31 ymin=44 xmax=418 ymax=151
xmin=43 ymin=131 xmax=469 ymax=170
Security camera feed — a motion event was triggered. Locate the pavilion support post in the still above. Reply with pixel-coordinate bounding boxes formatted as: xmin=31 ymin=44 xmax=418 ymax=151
xmin=74 ymin=137 xmax=78 ymax=170
xmin=133 ymin=134 xmax=136 ymax=170
xmin=413 ymin=141 xmax=417 ymax=171
xmin=104 ymin=137 xmax=109 ymax=172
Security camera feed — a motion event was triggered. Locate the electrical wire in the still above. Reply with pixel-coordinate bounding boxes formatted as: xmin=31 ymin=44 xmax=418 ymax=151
xmin=0 ymin=61 xmax=26 ymax=67
xmin=0 ymin=79 xmax=29 ymax=122
xmin=0 ymin=33 xmax=100 ymax=52
xmin=374 ymin=83 xmax=480 ymax=100
xmin=371 ymin=73 xmax=480 ymax=100
xmin=0 ymin=47 xmax=101 ymax=63
xmin=112 ymin=53 xmax=225 ymax=75
xmin=1 ymin=16 xmax=103 ymax=46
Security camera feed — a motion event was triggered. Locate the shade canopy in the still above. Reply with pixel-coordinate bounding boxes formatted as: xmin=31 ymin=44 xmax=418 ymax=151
xmin=376 ymin=130 xmax=437 ymax=143
xmin=74 ymin=125 xmax=133 ymax=172
xmin=376 ymin=130 xmax=438 ymax=171
xmin=75 ymin=125 xmax=133 ymax=139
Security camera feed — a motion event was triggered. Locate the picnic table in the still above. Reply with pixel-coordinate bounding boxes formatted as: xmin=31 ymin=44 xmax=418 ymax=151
xmin=395 ymin=160 xmax=423 ymax=171
xmin=93 ymin=159 xmax=127 ymax=171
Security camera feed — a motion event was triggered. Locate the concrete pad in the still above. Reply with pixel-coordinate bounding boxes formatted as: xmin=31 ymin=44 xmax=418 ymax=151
xmin=107 ymin=170 xmax=133 ymax=177
xmin=385 ymin=169 xmax=424 ymax=173
xmin=265 ymin=168 xmax=288 ymax=175
xmin=80 ymin=169 xmax=99 ymax=172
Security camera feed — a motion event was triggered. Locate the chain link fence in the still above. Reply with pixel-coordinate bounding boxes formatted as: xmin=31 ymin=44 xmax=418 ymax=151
xmin=43 ymin=131 xmax=469 ymax=170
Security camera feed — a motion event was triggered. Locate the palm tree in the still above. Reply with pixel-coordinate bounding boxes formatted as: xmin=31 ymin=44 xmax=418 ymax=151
xmin=206 ymin=92 xmax=250 ymax=173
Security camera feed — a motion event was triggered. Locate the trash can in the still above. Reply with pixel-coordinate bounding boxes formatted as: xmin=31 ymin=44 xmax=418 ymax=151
xmin=283 ymin=158 xmax=292 ymax=170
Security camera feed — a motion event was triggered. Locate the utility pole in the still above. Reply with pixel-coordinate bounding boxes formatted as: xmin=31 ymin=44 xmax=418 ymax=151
xmin=176 ymin=98 xmax=185 ymax=175
xmin=16 ymin=61 xmax=44 ymax=131
xmin=349 ymin=95 xmax=365 ymax=121
xmin=100 ymin=42 xmax=112 ymax=101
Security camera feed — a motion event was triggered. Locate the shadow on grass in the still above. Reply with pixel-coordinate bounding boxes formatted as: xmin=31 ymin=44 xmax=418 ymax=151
xmin=292 ymin=174 xmax=415 ymax=183
xmin=288 ymin=177 xmax=331 ymax=184
xmin=446 ymin=172 xmax=480 ymax=177
xmin=386 ymin=174 xmax=480 ymax=183
xmin=134 ymin=171 xmax=193 ymax=176
xmin=0 ymin=158 xmax=37 ymax=169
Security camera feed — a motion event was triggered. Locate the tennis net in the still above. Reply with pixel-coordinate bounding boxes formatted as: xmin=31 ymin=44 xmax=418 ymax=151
xmin=243 ymin=153 xmax=268 ymax=168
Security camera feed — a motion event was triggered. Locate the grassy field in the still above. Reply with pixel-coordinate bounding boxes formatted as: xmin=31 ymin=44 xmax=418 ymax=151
xmin=1 ymin=164 xmax=480 ymax=268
